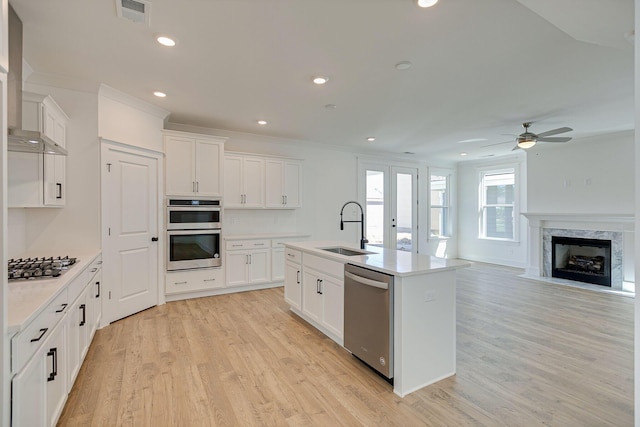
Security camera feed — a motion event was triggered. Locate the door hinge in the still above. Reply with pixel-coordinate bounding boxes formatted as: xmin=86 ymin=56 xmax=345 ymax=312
xmin=108 ymin=227 xmax=111 ymax=236
xmin=109 ymin=291 xmax=111 ymax=300
xmin=107 ymin=163 xmax=112 ymax=172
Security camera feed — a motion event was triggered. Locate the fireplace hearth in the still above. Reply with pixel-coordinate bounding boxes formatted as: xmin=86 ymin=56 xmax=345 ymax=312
xmin=552 ymin=236 xmax=611 ymax=286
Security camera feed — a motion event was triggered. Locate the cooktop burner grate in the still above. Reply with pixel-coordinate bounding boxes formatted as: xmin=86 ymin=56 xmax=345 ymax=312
xmin=8 ymin=256 xmax=77 ymax=281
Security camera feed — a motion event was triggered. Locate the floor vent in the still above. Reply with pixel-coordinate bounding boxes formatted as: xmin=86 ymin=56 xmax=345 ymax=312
xmin=116 ymin=0 xmax=150 ymax=25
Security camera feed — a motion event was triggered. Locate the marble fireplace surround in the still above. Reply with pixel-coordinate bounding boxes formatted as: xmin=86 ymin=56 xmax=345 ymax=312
xmin=522 ymin=213 xmax=634 ymax=290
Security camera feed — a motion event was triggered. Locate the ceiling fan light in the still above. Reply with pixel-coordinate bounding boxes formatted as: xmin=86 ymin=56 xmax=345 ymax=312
xmin=417 ymin=0 xmax=438 ymax=7
xmin=517 ymin=139 xmax=536 ymax=149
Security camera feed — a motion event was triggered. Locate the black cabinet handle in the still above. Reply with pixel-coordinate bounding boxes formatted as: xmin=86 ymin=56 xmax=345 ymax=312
xmin=319 ymin=279 xmax=323 ymax=295
xmin=151 ymin=237 xmax=158 ymax=242
xmin=80 ymin=304 xmax=86 ymax=326
xmin=31 ymin=328 xmax=48 ymax=342
xmin=55 ymin=303 xmax=68 ymax=313
xmin=96 ymin=281 xmax=101 ymax=298
xmin=47 ymin=347 xmax=57 ymax=381
xmin=296 ymin=270 xmax=300 ymax=284
xmin=56 ymin=183 xmax=62 ymax=199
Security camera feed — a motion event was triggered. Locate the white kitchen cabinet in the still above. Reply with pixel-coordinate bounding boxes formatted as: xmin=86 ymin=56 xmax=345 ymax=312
xmin=12 ymin=320 xmax=67 ymax=427
xmin=225 ymin=239 xmax=271 ymax=286
xmin=265 ymin=159 xmax=302 ymax=208
xmin=284 ymin=254 xmax=302 ymax=310
xmin=90 ymin=269 xmax=103 ymax=340
xmin=8 ymin=92 xmax=69 ymax=208
xmin=224 ymin=155 xmax=265 ymax=208
xmin=300 ymin=254 xmax=345 ymax=341
xmin=165 ymin=267 xmax=224 ymax=295
xmin=271 ymin=247 xmax=284 ymax=281
xmin=164 ymin=130 xmax=226 ymax=197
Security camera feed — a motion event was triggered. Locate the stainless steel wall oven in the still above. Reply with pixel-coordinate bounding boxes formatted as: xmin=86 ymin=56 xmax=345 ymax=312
xmin=166 ymin=198 xmax=222 ymax=271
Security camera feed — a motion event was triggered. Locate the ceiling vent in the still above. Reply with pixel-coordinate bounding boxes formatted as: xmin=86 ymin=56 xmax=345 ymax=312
xmin=116 ymin=0 xmax=151 ymax=26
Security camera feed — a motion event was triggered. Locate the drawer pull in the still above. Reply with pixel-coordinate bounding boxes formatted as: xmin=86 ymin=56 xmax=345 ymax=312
xmin=91 ymin=268 xmax=98 ymax=273
xmin=175 ymin=281 xmax=187 ymax=285
xmin=31 ymin=328 xmax=48 ymax=343
xmin=204 ymin=278 xmax=216 ymax=282
xmin=80 ymin=304 xmax=86 ymax=326
xmin=47 ymin=347 xmax=58 ymax=381
xmin=55 ymin=303 xmax=68 ymax=313
xmin=96 ymin=281 xmax=101 ymax=298
xmin=254 ymin=243 xmax=265 ymax=246
xmin=286 ymin=253 xmax=295 ymax=258
xmin=232 ymin=244 xmax=243 ymax=247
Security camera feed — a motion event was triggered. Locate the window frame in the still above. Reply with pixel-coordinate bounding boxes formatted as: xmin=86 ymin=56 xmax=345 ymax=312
xmin=478 ymin=165 xmax=519 ymax=242
xmin=428 ymin=171 xmax=451 ymax=239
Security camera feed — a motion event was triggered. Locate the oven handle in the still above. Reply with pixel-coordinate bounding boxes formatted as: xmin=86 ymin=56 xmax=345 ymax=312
xmin=167 ymin=229 xmax=221 ymax=236
xmin=167 ymin=206 xmax=221 ymax=212
xmin=345 ymin=271 xmax=389 ymax=290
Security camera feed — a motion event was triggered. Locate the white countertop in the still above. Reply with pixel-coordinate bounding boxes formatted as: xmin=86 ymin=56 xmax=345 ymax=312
xmin=8 ymin=250 xmax=101 ymax=335
xmin=285 ymin=241 xmax=470 ymax=277
xmin=224 ymin=232 xmax=310 ymax=241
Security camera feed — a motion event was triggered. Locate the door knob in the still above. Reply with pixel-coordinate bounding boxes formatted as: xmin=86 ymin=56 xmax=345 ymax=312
xmin=151 ymin=237 xmax=158 ymax=242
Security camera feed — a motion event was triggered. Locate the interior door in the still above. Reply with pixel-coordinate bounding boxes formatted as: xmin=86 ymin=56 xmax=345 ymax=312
xmin=102 ymin=144 xmax=159 ymax=324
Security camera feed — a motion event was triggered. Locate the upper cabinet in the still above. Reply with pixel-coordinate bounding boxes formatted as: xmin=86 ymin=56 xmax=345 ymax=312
xmin=265 ymin=159 xmax=301 ymax=209
xmin=163 ymin=130 xmax=226 ymax=198
xmin=8 ymin=92 xmax=69 ymax=208
xmin=225 ymin=152 xmax=302 ymax=209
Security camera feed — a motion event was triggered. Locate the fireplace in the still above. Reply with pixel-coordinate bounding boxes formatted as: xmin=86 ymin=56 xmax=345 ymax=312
xmin=551 ymin=236 xmax=612 ymax=286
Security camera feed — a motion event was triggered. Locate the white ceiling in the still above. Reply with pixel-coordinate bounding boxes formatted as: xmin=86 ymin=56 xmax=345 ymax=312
xmin=10 ymin=0 xmax=635 ymax=163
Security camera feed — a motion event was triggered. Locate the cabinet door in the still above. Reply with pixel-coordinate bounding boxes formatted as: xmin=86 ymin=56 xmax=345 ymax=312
xmin=242 ymin=157 xmax=265 ymax=208
xmin=12 ymin=347 xmax=46 ymax=427
xmin=195 ymin=140 xmax=223 ymax=196
xmin=302 ymin=270 xmax=323 ymax=323
xmin=226 ymin=251 xmax=249 ymax=287
xmin=224 ymin=156 xmax=244 ymax=207
xmin=283 ymin=161 xmax=301 ymax=208
xmin=321 ymin=275 xmax=344 ymax=339
xmin=45 ymin=324 xmax=68 ymax=427
xmin=165 ymin=136 xmax=196 ymax=196
xmin=92 ymin=271 xmax=103 ymax=338
xmin=43 ymin=154 xmax=65 ymax=206
xmin=284 ymin=261 xmax=302 ymax=310
xmin=265 ymin=160 xmax=285 ymax=208
xmin=66 ymin=296 xmax=82 ymax=385
xmin=271 ymin=248 xmax=284 ymax=281
xmin=248 ymin=249 xmax=270 ymax=284
xmin=8 ymin=152 xmax=43 ymax=207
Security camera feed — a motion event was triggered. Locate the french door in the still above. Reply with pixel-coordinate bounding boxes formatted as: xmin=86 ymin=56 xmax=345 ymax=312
xmin=360 ymin=163 xmax=418 ymax=252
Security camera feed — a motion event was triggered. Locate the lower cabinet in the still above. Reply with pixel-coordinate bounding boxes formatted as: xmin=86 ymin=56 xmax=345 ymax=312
xmin=271 ymin=247 xmax=285 ymax=281
xmin=284 ymin=258 xmax=302 ymax=310
xmin=11 ymin=254 xmax=102 ymax=427
xmin=166 ymin=268 xmax=224 ymax=295
xmin=12 ymin=317 xmax=67 ymax=427
xmin=225 ymin=239 xmax=271 ymax=287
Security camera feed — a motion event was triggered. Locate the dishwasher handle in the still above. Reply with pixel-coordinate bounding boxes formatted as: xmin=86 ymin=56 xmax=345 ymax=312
xmin=345 ymin=271 xmax=389 ymax=290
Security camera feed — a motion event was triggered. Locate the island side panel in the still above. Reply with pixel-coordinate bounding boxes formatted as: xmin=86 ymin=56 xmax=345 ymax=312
xmin=393 ymin=269 xmax=457 ymax=397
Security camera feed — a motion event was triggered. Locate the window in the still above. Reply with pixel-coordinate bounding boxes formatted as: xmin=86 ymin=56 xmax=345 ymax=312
xmin=480 ymin=168 xmax=515 ymax=240
xmin=429 ymin=173 xmax=449 ymax=237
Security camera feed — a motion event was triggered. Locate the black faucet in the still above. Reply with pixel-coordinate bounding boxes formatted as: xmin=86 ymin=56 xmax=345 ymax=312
xmin=340 ymin=201 xmax=368 ymax=250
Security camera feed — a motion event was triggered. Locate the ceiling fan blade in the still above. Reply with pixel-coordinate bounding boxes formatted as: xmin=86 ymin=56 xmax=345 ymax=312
xmin=511 ymin=145 xmax=521 ymax=151
xmin=538 ymin=136 xmax=572 ymax=143
xmin=536 ymin=127 xmax=573 ymax=138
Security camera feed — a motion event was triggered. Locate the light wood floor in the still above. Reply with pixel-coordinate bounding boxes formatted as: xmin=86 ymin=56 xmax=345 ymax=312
xmin=57 ymin=263 xmax=634 ymax=426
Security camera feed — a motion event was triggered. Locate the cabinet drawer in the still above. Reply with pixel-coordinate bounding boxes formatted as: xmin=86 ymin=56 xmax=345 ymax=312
xmin=166 ymin=268 xmax=224 ymax=294
xmin=11 ymin=288 xmax=69 ymax=374
xmin=225 ymin=239 xmax=270 ymax=251
xmin=284 ymin=248 xmax=302 ymax=264
xmin=304 ymin=254 xmax=345 ymax=278
xmin=68 ymin=255 xmax=102 ymax=302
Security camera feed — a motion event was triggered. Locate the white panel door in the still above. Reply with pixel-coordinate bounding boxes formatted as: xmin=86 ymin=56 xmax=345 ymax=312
xmin=195 ymin=140 xmax=222 ymax=196
xmin=224 ymin=156 xmax=244 ymax=207
xmin=103 ymin=146 xmax=159 ymax=324
xmin=265 ymin=159 xmax=284 ymax=207
xmin=164 ymin=136 xmax=196 ymax=197
xmin=284 ymin=161 xmax=301 ymax=208
xmin=242 ymin=157 xmax=265 ymax=208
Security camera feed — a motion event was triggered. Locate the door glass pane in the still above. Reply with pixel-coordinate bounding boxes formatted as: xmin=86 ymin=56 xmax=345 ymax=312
xmin=396 ymin=173 xmax=413 ymax=251
xmin=366 ymin=170 xmax=384 ymax=247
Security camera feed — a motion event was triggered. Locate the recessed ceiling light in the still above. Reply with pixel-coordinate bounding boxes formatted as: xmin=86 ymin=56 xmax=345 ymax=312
xmin=367 ymin=137 xmax=376 ymax=142
xmin=153 ymin=91 xmax=167 ymax=98
xmin=395 ymin=61 xmax=412 ymax=71
xmin=417 ymin=0 xmax=438 ymax=7
xmin=155 ymin=34 xmax=177 ymax=47
xmin=313 ymin=76 xmax=329 ymax=85
xmin=257 ymin=120 xmax=267 ymax=125
xmin=460 ymin=152 xmax=468 ymax=156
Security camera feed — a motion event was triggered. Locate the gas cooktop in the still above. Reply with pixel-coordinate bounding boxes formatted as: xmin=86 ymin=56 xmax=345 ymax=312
xmin=8 ymin=256 xmax=78 ymax=281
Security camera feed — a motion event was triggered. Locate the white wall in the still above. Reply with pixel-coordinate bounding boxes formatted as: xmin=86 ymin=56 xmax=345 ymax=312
xmin=8 ymin=83 xmax=101 ymax=255
xmin=634 ymin=1 xmax=639 ymax=425
xmin=457 ymin=154 xmax=528 ymax=267
xmin=527 ymin=131 xmax=634 ymax=214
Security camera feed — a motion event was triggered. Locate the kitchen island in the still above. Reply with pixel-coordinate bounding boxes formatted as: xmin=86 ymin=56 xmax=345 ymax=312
xmin=283 ymin=241 xmax=469 ymax=397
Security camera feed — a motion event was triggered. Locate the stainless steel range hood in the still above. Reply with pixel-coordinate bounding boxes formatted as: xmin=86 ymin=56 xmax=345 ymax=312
xmin=6 ymin=5 xmax=67 ymax=156
xmin=8 ymin=129 xmax=68 ymax=155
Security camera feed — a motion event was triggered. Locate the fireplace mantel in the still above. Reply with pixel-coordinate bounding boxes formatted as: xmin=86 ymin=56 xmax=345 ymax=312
xmin=522 ymin=213 xmax=634 ymax=284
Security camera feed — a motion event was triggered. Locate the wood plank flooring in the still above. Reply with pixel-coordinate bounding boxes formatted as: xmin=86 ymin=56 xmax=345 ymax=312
xmin=57 ymin=263 xmax=634 ymax=426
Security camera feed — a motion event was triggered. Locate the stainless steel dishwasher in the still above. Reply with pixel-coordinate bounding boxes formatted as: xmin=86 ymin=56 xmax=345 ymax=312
xmin=344 ymin=263 xmax=394 ymax=380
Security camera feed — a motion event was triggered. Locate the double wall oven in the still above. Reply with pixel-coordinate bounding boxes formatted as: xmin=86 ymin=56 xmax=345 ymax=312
xmin=166 ymin=198 xmax=222 ymax=271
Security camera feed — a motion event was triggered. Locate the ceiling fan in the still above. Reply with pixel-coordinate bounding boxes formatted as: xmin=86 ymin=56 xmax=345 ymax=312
xmin=486 ymin=122 xmax=573 ymax=150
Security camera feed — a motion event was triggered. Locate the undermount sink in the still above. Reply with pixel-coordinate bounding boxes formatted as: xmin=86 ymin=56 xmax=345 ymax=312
xmin=320 ymin=247 xmax=374 ymax=256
